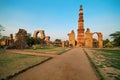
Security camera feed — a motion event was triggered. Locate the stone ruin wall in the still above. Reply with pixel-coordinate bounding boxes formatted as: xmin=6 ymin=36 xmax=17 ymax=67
xmin=67 ymin=28 xmax=103 ymax=48
xmin=14 ymin=29 xmax=28 ymax=49
xmin=68 ymin=30 xmax=76 ymax=47
xmin=85 ymin=28 xmax=103 ymax=48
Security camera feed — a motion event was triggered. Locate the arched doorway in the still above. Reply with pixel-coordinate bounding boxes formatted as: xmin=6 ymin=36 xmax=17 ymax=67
xmin=92 ymin=32 xmax=103 ymax=48
xmin=33 ymin=30 xmax=45 ymax=39
xmin=33 ymin=30 xmax=45 ymax=45
xmin=37 ymin=32 xmax=41 ymax=38
xmin=92 ymin=33 xmax=98 ymax=48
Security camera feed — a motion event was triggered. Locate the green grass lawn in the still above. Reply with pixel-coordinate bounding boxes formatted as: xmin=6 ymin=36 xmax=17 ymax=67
xmin=25 ymin=46 xmax=71 ymax=55
xmin=0 ymin=51 xmax=50 ymax=79
xmin=96 ymin=49 xmax=120 ymax=69
xmin=93 ymin=49 xmax=120 ymax=80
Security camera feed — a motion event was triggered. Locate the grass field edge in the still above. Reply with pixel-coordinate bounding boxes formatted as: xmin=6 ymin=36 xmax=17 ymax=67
xmin=57 ymin=48 xmax=71 ymax=55
xmin=83 ymin=48 xmax=105 ymax=80
xmin=1 ymin=57 xmax=52 ymax=80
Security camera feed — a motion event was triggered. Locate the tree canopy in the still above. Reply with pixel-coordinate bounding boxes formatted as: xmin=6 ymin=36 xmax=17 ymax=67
xmin=0 ymin=24 xmax=5 ymax=38
xmin=103 ymin=39 xmax=113 ymax=48
xmin=54 ymin=39 xmax=61 ymax=43
xmin=103 ymin=39 xmax=110 ymax=46
xmin=110 ymin=31 xmax=120 ymax=46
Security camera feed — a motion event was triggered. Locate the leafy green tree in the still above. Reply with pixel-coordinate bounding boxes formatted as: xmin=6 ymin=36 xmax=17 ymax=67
xmin=103 ymin=39 xmax=110 ymax=46
xmin=54 ymin=39 xmax=62 ymax=47
xmin=26 ymin=37 xmax=35 ymax=47
xmin=105 ymin=42 xmax=113 ymax=48
xmin=0 ymin=24 xmax=5 ymax=39
xmin=0 ymin=24 xmax=5 ymax=49
xmin=26 ymin=33 xmax=35 ymax=47
xmin=34 ymin=38 xmax=41 ymax=44
xmin=26 ymin=33 xmax=45 ymax=46
xmin=54 ymin=39 xmax=61 ymax=43
xmin=110 ymin=31 xmax=120 ymax=46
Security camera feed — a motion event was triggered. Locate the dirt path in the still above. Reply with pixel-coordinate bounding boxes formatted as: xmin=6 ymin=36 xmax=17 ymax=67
xmin=11 ymin=48 xmax=99 ymax=80
xmin=7 ymin=50 xmax=57 ymax=57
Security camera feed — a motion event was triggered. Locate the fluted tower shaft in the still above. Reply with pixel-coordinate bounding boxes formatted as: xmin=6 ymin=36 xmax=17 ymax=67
xmin=77 ymin=5 xmax=85 ymax=46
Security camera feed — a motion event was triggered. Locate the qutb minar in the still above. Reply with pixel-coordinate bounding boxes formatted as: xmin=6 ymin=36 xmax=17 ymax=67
xmin=77 ymin=5 xmax=85 ymax=46
xmin=67 ymin=5 xmax=103 ymax=48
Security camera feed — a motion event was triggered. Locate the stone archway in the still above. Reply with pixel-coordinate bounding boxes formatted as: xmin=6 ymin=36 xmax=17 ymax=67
xmin=45 ymin=36 xmax=50 ymax=45
xmin=92 ymin=33 xmax=99 ymax=48
xmin=33 ymin=30 xmax=45 ymax=39
xmin=92 ymin=32 xmax=103 ymax=48
xmin=85 ymin=28 xmax=103 ymax=48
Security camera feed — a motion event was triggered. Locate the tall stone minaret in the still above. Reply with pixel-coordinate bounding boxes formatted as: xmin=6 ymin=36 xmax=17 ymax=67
xmin=77 ymin=5 xmax=85 ymax=46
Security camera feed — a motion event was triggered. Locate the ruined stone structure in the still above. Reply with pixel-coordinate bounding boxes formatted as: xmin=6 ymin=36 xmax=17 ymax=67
xmin=93 ymin=32 xmax=103 ymax=48
xmin=77 ymin=5 xmax=85 ymax=47
xmin=0 ymin=39 xmax=6 ymax=46
xmin=33 ymin=30 xmax=45 ymax=45
xmin=33 ymin=30 xmax=51 ymax=45
xmin=8 ymin=34 xmax=14 ymax=48
xmin=33 ymin=30 xmax=45 ymax=39
xmin=85 ymin=28 xmax=103 ymax=48
xmin=0 ymin=29 xmax=51 ymax=49
xmin=68 ymin=30 xmax=76 ymax=47
xmin=62 ymin=40 xmax=69 ymax=47
xmin=45 ymin=36 xmax=50 ymax=45
xmin=14 ymin=29 xmax=28 ymax=49
xmin=85 ymin=28 xmax=93 ymax=48
xmin=93 ymin=38 xmax=98 ymax=48
xmin=0 ymin=34 xmax=14 ymax=48
xmin=62 ymin=41 xmax=65 ymax=47
xmin=77 ymin=5 xmax=103 ymax=48
xmin=68 ymin=5 xmax=103 ymax=48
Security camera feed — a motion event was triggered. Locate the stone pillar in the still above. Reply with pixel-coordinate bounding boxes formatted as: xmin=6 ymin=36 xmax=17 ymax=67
xmin=62 ymin=41 xmax=65 ymax=47
xmin=45 ymin=36 xmax=50 ymax=45
xmin=68 ymin=30 xmax=75 ymax=47
xmin=14 ymin=29 xmax=28 ymax=49
xmin=98 ymin=33 xmax=103 ymax=48
xmin=8 ymin=34 xmax=14 ymax=47
xmin=85 ymin=28 xmax=93 ymax=48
